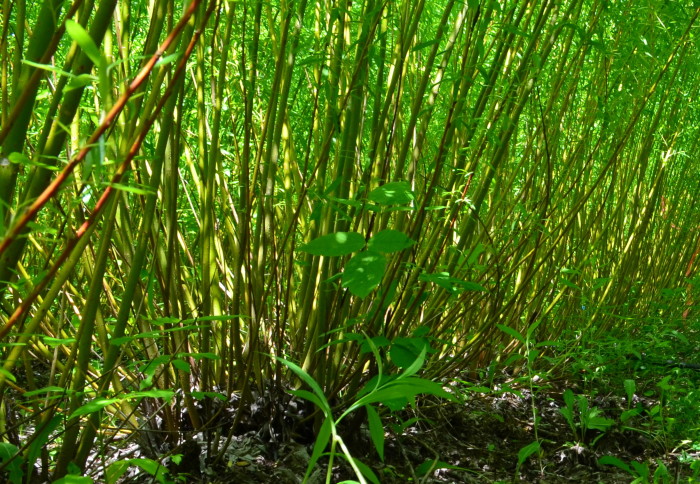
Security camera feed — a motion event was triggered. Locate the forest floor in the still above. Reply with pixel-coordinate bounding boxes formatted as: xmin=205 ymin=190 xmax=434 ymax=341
xmin=116 ymin=353 xmax=700 ymax=484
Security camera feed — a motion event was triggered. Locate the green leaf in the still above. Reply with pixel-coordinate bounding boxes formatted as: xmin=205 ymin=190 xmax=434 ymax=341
xmin=351 ymin=377 xmax=454 ymax=410
xmin=350 ymin=457 xmax=381 ymax=484
xmin=306 ymin=417 xmax=332 ymax=481
xmin=42 ymin=336 xmax=77 ymax=346
xmin=418 ymin=272 xmax=486 ymax=294
xmin=24 ymin=386 xmax=68 ymax=397
xmin=66 ymin=73 xmax=97 ymax=91
xmin=69 ymin=397 xmax=121 ymax=419
xmin=496 ymin=324 xmax=525 ymax=344
xmin=128 ymin=458 xmax=162 ymax=478
xmin=563 ymin=389 xmax=575 ymax=411
xmin=107 ymin=182 xmax=156 ymax=196
xmin=620 ymin=408 xmax=642 ymax=422
xmin=368 ymin=182 xmax=415 ymax=205
xmin=65 ymin=20 xmax=103 ymax=68
xmin=336 ymin=453 xmax=381 ymax=484
xmin=0 ymin=442 xmax=24 ymax=484
xmin=299 ymin=232 xmax=366 ymax=256
xmin=289 ymin=389 xmax=325 ymax=410
xmin=389 ymin=338 xmax=428 ymax=371
xmin=127 ymin=390 xmax=175 ymax=401
xmin=367 ymin=230 xmax=416 ymax=253
xmin=172 ymin=359 xmax=191 ymax=373
xmin=190 ymin=391 xmax=228 ymax=401
xmin=630 ymin=461 xmax=650 ymax=479
xmin=52 ymin=476 xmax=94 ymax=484
xmin=517 ymin=441 xmax=541 ymax=466
xmin=156 ymin=51 xmax=183 ymax=66
xmin=106 ymin=460 xmax=130 ymax=484
xmin=359 ymin=335 xmax=390 ymax=354
xmin=0 ymin=368 xmax=16 ymax=383
xmin=366 ymin=404 xmax=385 ymax=461
xmin=412 ymin=39 xmax=438 ymax=51
xmin=598 ymin=455 xmax=633 ymax=473
xmin=396 ymin=344 xmax=427 ymax=378
xmin=275 ymin=356 xmax=331 ymax=415
xmin=342 ymin=251 xmax=386 ymax=298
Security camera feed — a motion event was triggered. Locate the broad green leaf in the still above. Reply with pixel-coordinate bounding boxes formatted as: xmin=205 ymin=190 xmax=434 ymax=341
xmin=69 ymin=397 xmax=121 ymax=419
xmin=342 ymin=251 xmax=386 ymax=298
xmin=526 ymin=320 xmax=542 ymax=340
xmin=598 ymin=455 xmax=633 ymax=473
xmin=106 ymin=460 xmax=130 ymax=484
xmin=128 ymin=458 xmax=164 ymax=479
xmin=0 ymin=368 xmax=16 ymax=383
xmin=383 ymin=397 xmax=410 ymax=411
xmin=359 ymin=335 xmax=391 ymax=354
xmin=349 ymin=457 xmax=380 ymax=484
xmin=351 ymin=377 xmax=454 ymax=410
xmin=0 ymin=442 xmax=24 ymax=484
xmin=65 ymin=20 xmax=103 ymax=68
xmin=412 ymin=39 xmax=438 ymax=51
xmin=367 ymin=230 xmax=415 ymax=253
xmin=8 ymin=152 xmax=30 ymax=165
xmin=190 ymin=391 xmax=227 ymax=401
xmin=299 ymin=232 xmax=365 ymax=256
xmin=42 ymin=336 xmax=77 ymax=346
xmin=396 ymin=344 xmax=427 ymax=378
xmin=351 ymin=387 xmax=415 ymax=408
xmin=389 ymin=337 xmax=428 ymax=371
xmin=275 ymin=356 xmax=331 ymax=414
xmin=289 ymin=389 xmax=325 ymax=410
xmin=496 ymin=323 xmax=525 ymax=344
xmin=517 ymin=441 xmax=541 ymax=466
xmin=52 ymin=475 xmax=94 ymax=484
xmin=336 ymin=452 xmax=381 ymax=484
xmin=620 ymin=408 xmax=642 ymax=422
xmin=560 ymin=278 xmax=581 ymax=290
xmin=156 ymin=51 xmax=183 ymax=66
xmin=317 ymin=333 xmax=365 ymax=352
xmin=389 ymin=378 xmax=456 ymax=401
xmin=66 ymin=73 xmax=97 ymax=91
xmin=630 ymin=461 xmax=650 ymax=479
xmin=366 ymin=404 xmax=384 ymax=460
xmin=368 ymin=182 xmax=415 ymax=205
xmin=563 ymin=389 xmax=575 ymax=411
xmin=171 ymin=359 xmax=191 ymax=373
xmin=306 ymin=417 xmax=333 ymax=481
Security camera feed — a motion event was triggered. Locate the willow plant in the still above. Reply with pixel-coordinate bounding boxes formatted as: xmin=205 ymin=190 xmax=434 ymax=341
xmin=0 ymin=0 xmax=699 ymax=481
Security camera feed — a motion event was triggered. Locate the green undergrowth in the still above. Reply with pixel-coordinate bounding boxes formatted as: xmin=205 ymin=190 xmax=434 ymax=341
xmin=3 ymin=316 xmax=700 ymax=483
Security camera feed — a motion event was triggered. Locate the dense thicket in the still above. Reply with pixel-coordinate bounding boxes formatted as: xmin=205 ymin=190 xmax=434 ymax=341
xmin=0 ymin=0 xmax=699 ymax=480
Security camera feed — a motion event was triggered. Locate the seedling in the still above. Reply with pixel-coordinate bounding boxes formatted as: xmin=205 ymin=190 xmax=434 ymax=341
xmin=560 ymin=389 xmax=614 ymax=446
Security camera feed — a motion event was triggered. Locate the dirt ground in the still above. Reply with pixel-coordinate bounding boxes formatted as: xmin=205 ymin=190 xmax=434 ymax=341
xmin=110 ymin=371 xmax=699 ymax=484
